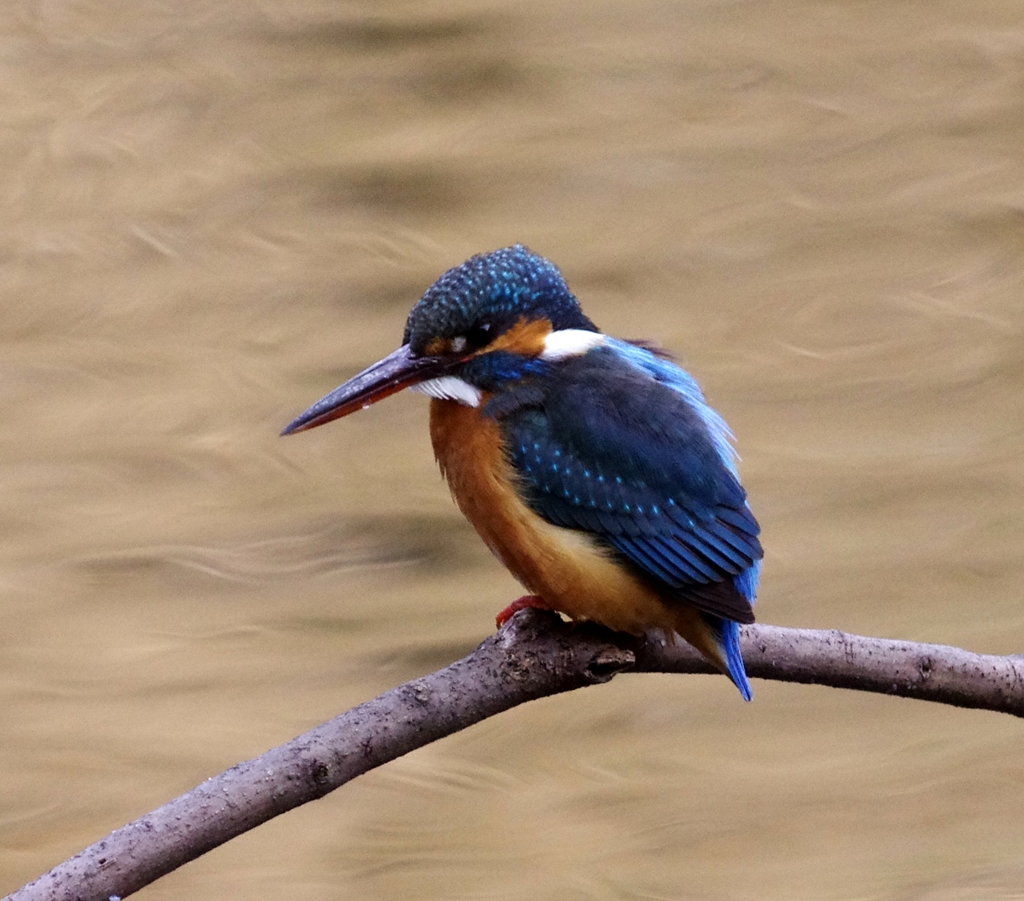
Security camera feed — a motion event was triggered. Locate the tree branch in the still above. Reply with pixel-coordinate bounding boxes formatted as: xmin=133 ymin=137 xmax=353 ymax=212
xmin=6 ymin=611 xmax=1023 ymax=901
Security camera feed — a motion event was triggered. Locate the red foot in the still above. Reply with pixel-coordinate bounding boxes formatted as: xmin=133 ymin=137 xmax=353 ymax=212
xmin=495 ymin=595 xmax=553 ymax=628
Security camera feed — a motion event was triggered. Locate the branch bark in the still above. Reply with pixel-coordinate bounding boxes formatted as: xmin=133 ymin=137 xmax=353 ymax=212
xmin=6 ymin=611 xmax=1024 ymax=901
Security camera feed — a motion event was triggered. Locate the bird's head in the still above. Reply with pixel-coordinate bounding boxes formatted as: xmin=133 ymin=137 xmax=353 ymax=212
xmin=282 ymin=245 xmax=602 ymax=435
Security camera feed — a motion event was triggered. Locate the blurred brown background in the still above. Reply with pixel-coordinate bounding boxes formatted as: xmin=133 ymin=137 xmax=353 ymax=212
xmin=3 ymin=1 xmax=1024 ymax=899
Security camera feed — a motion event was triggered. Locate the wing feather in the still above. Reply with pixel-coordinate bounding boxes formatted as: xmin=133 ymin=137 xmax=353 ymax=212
xmin=499 ymin=343 xmax=762 ymax=623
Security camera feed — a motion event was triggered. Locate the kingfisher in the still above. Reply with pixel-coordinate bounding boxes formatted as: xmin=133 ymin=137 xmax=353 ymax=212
xmin=283 ymin=245 xmax=762 ymax=699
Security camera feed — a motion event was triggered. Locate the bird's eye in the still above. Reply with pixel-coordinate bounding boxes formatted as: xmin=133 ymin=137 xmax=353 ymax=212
xmin=462 ymin=321 xmax=493 ymax=350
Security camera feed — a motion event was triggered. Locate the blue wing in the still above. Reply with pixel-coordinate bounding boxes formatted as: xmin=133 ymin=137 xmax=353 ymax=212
xmin=496 ymin=340 xmax=761 ymax=625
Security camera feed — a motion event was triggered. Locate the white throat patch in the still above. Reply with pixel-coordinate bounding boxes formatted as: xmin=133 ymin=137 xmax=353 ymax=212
xmin=540 ymin=329 xmax=606 ymax=360
xmin=412 ymin=376 xmax=483 ymax=408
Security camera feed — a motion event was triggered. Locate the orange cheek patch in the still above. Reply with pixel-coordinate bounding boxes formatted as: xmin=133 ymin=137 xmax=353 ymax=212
xmin=478 ymin=317 xmax=552 ymax=358
xmin=424 ymin=337 xmax=451 ymax=356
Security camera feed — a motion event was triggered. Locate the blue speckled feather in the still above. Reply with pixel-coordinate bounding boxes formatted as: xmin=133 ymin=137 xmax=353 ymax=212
xmin=404 ymin=245 xmax=597 ymax=353
xmin=498 ymin=342 xmax=761 ymax=627
xmin=492 ymin=338 xmax=760 ymax=700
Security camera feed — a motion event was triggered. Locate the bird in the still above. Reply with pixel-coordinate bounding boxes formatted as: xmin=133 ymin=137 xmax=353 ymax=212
xmin=282 ymin=245 xmax=762 ymax=699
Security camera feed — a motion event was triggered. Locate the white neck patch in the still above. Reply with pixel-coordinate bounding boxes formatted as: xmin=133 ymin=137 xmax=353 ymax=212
xmin=411 ymin=376 xmax=483 ymax=408
xmin=540 ymin=329 xmax=606 ymax=360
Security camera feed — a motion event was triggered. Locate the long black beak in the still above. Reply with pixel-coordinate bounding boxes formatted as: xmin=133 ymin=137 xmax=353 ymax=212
xmin=281 ymin=344 xmax=457 ymax=436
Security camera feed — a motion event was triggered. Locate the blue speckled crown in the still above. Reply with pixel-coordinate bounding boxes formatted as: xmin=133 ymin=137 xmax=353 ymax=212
xmin=403 ymin=245 xmax=597 ymax=353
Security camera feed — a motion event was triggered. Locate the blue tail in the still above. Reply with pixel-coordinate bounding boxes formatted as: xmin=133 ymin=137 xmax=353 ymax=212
xmin=703 ymin=614 xmax=752 ymax=701
xmin=712 ymin=558 xmax=760 ymax=701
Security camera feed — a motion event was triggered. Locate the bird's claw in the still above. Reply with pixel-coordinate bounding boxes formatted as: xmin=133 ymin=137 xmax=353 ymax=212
xmin=495 ymin=595 xmax=553 ymax=628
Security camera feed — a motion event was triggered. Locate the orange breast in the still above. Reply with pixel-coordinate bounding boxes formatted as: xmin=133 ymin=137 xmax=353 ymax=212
xmin=428 ymin=398 xmax=726 ymax=669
